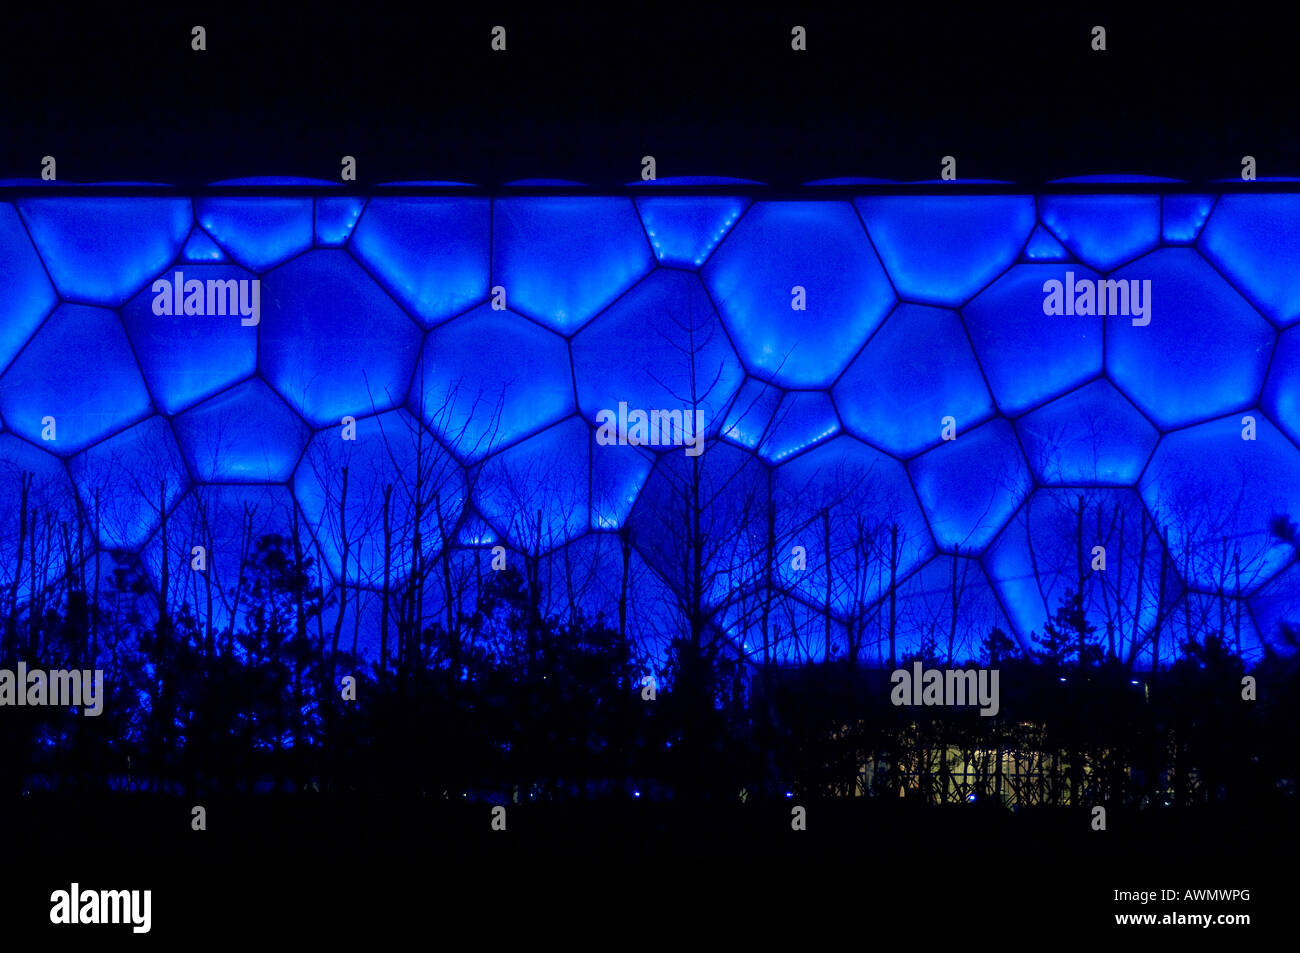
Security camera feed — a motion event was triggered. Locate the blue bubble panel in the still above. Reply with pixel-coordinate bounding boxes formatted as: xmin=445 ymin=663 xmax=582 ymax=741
xmin=835 ymin=303 xmax=993 ymax=456
xmin=181 ymin=228 xmax=226 ymax=262
xmin=492 ymin=198 xmax=653 ymax=333
xmin=196 ymin=198 xmax=313 ymax=271
xmin=0 ymin=304 xmax=152 ymax=453
xmin=140 ymin=484 xmax=296 ymax=633
xmin=572 ymin=270 xmax=744 ymax=434
xmin=315 ymin=197 xmax=366 ymax=246
xmin=1107 ymin=249 xmax=1273 ymax=429
xmin=590 ymin=437 xmax=653 ymax=530
xmin=261 ymin=250 xmax=423 ymax=426
xmin=760 ymin=391 xmax=840 ymax=462
xmin=894 ymin=555 xmax=1017 ymax=660
xmin=1023 ymin=224 xmax=1069 ymax=261
xmin=474 ymin=417 xmax=590 ymax=552
xmin=1039 ymin=195 xmax=1161 ymax=271
xmin=537 ymin=533 xmax=629 ymax=623
xmin=630 ymin=441 xmax=770 ymax=591
xmin=0 ymin=204 xmax=58 ymax=373
xmin=636 ymin=196 xmax=748 ymax=267
xmin=1177 ymin=591 xmax=1266 ymax=664
xmin=962 ymin=264 xmax=1103 ymax=415
xmin=294 ymin=409 xmax=466 ymax=584
xmin=721 ymin=378 xmax=782 ymax=449
xmin=414 ymin=304 xmax=573 ymax=460
xmin=985 ymin=488 xmax=1173 ymax=662
xmin=772 ymin=436 xmax=934 ymax=611
xmin=856 ymin=195 xmax=1035 ymax=306
xmin=121 ymin=263 xmax=259 ymax=414
xmin=1200 ymin=195 xmax=1300 ymax=327
xmin=908 ymin=419 xmax=1032 ymax=553
xmin=1016 ymin=379 xmax=1158 ymax=485
xmin=1163 ymin=195 xmax=1214 ymax=243
xmin=704 ymin=202 xmax=896 ymax=387
xmin=1263 ymin=327 xmax=1300 ymax=445
xmin=174 ymin=379 xmax=310 ymax=482
xmin=350 ymin=198 xmax=491 ymax=326
xmin=19 ymin=198 xmax=192 ymax=306
xmin=1140 ymin=415 xmax=1300 ymax=594
xmin=1250 ymin=563 xmax=1300 ymax=653
xmin=69 ymin=416 xmax=189 ymax=551
xmin=0 ymin=435 xmax=80 ymax=596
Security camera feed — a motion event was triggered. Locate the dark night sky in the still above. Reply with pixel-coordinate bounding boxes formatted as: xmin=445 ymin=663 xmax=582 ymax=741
xmin=2 ymin=7 xmax=1298 ymax=187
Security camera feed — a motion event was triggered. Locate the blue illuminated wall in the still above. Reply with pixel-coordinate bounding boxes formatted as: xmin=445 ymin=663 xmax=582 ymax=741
xmin=2 ymin=189 xmax=1299 ymax=668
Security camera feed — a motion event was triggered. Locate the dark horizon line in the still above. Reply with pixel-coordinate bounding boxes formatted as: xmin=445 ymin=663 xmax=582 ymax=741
xmin=5 ymin=181 xmax=1300 ymax=198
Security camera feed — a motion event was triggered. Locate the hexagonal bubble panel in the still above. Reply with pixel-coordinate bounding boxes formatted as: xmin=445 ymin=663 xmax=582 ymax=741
xmin=1263 ymin=326 xmax=1300 ymax=445
xmin=349 ymin=197 xmax=491 ymax=326
xmin=0 ymin=304 xmax=152 ymax=454
xmin=173 ymin=379 xmax=310 ymax=483
xmin=572 ymin=269 xmax=744 ymax=434
xmin=835 ymin=303 xmax=993 ymax=457
xmin=181 ymin=228 xmax=226 ymax=262
xmin=1107 ymin=249 xmax=1274 ymax=429
xmin=1175 ymin=590 xmax=1268 ymax=664
xmin=628 ymin=439 xmax=769 ymax=600
xmin=724 ymin=594 xmax=850 ymax=665
xmin=985 ymin=488 xmax=1178 ymax=663
xmin=0 ymin=204 xmax=58 ymax=375
xmin=537 ymin=531 xmax=637 ymax=624
xmin=908 ymin=418 xmax=1032 ymax=554
xmin=323 ymin=584 xmax=387 ymax=663
xmin=315 ymin=197 xmax=366 ymax=246
xmin=1022 ymin=224 xmax=1069 ymax=261
xmin=412 ymin=304 xmax=573 ymax=461
xmin=261 ymin=250 xmax=423 ymax=426
xmin=1250 ymin=562 xmax=1300 ymax=653
xmin=963 ymin=263 xmax=1103 ymax=415
xmin=720 ymin=378 xmax=782 ymax=450
xmin=409 ymin=543 xmax=489 ymax=638
xmin=295 ymin=408 xmax=465 ymax=586
xmin=195 ymin=198 xmax=313 ymax=271
xmin=0 ymin=435 xmax=81 ymax=598
xmin=772 ymin=435 xmax=934 ymax=613
xmin=69 ymin=416 xmax=189 ymax=551
xmin=121 ymin=263 xmax=259 ymax=414
xmin=18 ymin=198 xmax=191 ymax=305
xmin=635 ymin=196 xmax=748 ymax=267
xmin=1039 ymin=195 xmax=1161 ymax=271
xmin=492 ymin=197 xmax=653 ymax=333
xmin=533 ymin=530 xmax=676 ymax=665
xmin=1140 ymin=414 xmax=1300 ymax=595
xmin=758 ymin=391 xmax=840 ymax=462
xmin=457 ymin=510 xmax=498 ymax=546
xmin=473 ymin=416 xmax=589 ymax=553
xmin=1163 ymin=195 xmax=1213 ymax=243
xmin=139 ymin=484 xmax=297 ymax=635
xmin=703 ymin=201 xmax=896 ymax=387
xmin=856 ymin=195 xmax=1035 ymax=306
xmin=1200 ymin=195 xmax=1300 ymax=327
xmin=591 ymin=433 xmax=653 ymax=530
xmin=1016 ymin=379 xmax=1158 ymax=485
xmin=894 ymin=555 xmax=1015 ymax=661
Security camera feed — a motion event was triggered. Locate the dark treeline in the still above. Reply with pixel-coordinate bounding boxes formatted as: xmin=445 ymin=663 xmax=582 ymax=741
xmin=1 ymin=529 xmax=1297 ymax=810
